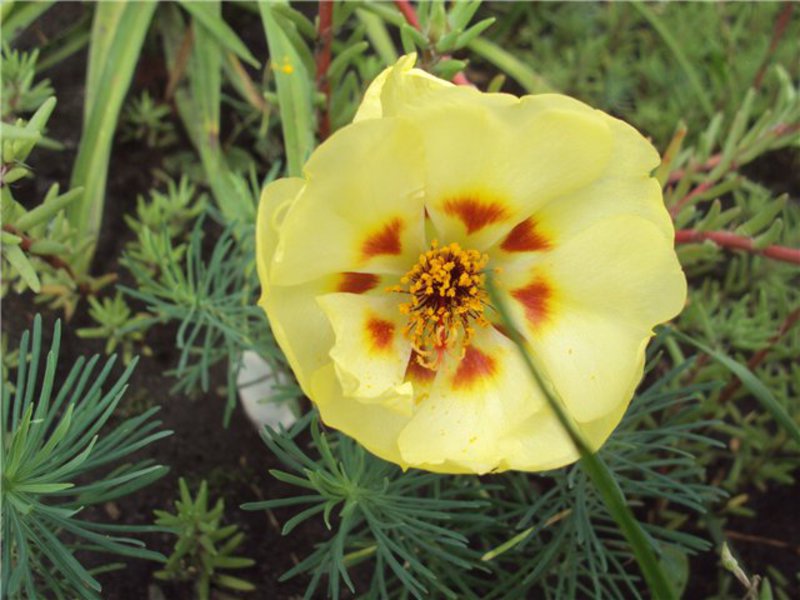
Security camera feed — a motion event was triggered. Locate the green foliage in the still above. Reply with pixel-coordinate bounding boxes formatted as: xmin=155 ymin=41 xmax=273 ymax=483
xmin=154 ymin=478 xmax=255 ymax=600
xmin=0 ymin=94 xmax=98 ymax=309
xmin=246 ymin=351 xmax=723 ymax=600
xmin=120 ymin=91 xmax=178 ymax=149
xmin=244 ymin=412 xmax=488 ymax=600
xmin=1 ymin=315 xmax=171 ymax=599
xmin=1 ymin=44 xmax=53 ymax=119
xmin=68 ymin=1 xmax=157 ymax=273
xmin=76 ymin=292 xmax=152 ymax=364
xmin=480 ymin=3 xmax=799 ymax=146
xmin=124 ymin=176 xmax=208 ymax=243
xmin=119 ymin=211 xmax=297 ymax=424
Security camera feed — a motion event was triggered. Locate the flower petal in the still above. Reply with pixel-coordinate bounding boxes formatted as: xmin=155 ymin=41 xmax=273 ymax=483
xmin=500 ymin=399 xmax=629 ymax=472
xmin=310 ymin=364 xmax=411 ymax=467
xmin=354 ymin=53 xmax=517 ymax=123
xmin=258 ymin=178 xmax=339 ymax=396
xmin=415 ymin=99 xmax=614 ymax=251
xmin=270 ymin=117 xmax=427 ymax=286
xmin=256 ymin=176 xmax=305 ymax=300
xmin=502 ymin=215 xmax=686 ymax=423
xmin=397 ymin=326 xmax=544 ymax=473
xmin=317 ymin=292 xmax=414 ymax=411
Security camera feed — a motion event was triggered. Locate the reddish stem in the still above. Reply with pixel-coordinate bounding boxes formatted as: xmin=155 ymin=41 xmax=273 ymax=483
xmin=674 ymin=229 xmax=800 ymax=265
xmin=315 ymin=0 xmax=335 ymax=140
xmin=669 ymin=181 xmax=713 ymax=217
xmin=394 ymin=0 xmax=421 ymax=29
xmin=753 ymin=3 xmax=795 ymax=90
xmin=667 ymin=154 xmax=723 ymax=184
xmin=718 ymin=307 xmax=800 ymax=403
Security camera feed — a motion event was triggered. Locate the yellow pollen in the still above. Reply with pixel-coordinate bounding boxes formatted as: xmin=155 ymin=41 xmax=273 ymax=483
xmin=389 ymin=240 xmax=490 ymax=370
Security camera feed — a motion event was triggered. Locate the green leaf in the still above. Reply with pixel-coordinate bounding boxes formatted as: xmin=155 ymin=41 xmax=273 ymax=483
xmin=13 ymin=482 xmax=74 ymax=494
xmin=356 ymin=8 xmax=397 ymax=65
xmin=258 ymin=0 xmax=314 ymax=177
xmin=467 ymin=37 xmax=553 ymax=94
xmin=631 ymin=2 xmax=713 ymax=118
xmin=454 ymin=17 xmax=496 ymax=50
xmin=1 ymin=122 xmax=40 ymax=141
xmin=68 ymin=1 xmax=156 ymax=273
xmin=4 ymin=244 xmax=41 ymax=292
xmin=179 ymin=0 xmax=260 ymax=68
xmin=14 ymin=187 xmax=83 ymax=231
xmin=1 ymin=1 xmax=55 ymax=40
xmin=215 ymin=574 xmax=256 ymax=591
xmin=672 ymin=330 xmax=800 ymax=446
xmin=327 ymin=41 xmax=369 ymax=82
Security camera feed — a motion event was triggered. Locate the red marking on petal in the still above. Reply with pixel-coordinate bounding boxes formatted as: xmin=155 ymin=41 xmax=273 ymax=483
xmin=338 ymin=272 xmax=380 ymax=294
xmin=405 ymin=352 xmax=437 ymax=384
xmin=511 ymin=278 xmax=552 ymax=328
xmin=366 ymin=317 xmax=395 ymax=352
xmin=443 ymin=197 xmax=508 ymax=234
xmin=362 ymin=218 xmax=403 ymax=259
xmin=500 ymin=218 xmax=551 ymax=252
xmin=453 ymin=347 xmax=496 ymax=390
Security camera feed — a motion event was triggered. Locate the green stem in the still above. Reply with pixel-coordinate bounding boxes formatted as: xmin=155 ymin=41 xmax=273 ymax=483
xmin=486 ymin=276 xmax=677 ymax=600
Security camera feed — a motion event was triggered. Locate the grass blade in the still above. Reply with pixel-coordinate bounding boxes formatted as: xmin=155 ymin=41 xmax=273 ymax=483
xmin=258 ymin=0 xmax=314 ymax=177
xmin=178 ymin=0 xmax=260 ymax=68
xmin=631 ymin=2 xmax=714 ymax=118
xmin=68 ymin=1 xmax=156 ymax=273
xmin=467 ymin=37 xmax=553 ymax=94
xmin=672 ymin=329 xmax=800 ymax=446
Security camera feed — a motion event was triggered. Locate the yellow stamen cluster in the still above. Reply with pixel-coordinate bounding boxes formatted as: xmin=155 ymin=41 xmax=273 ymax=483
xmin=391 ymin=241 xmax=490 ymax=369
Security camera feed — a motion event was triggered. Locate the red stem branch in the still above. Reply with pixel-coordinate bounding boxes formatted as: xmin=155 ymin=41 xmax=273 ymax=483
xmin=674 ymin=229 xmax=800 ymax=265
xmin=315 ymin=0 xmax=334 ymax=140
xmin=753 ymin=3 xmax=795 ymax=90
xmin=669 ymin=181 xmax=713 ymax=217
xmin=394 ymin=0 xmax=421 ymax=29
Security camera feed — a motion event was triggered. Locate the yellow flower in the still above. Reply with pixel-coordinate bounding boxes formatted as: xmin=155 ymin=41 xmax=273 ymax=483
xmin=256 ymin=55 xmax=686 ymax=474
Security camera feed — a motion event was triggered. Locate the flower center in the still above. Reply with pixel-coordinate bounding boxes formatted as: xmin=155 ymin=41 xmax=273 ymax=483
xmin=393 ymin=241 xmax=490 ymax=370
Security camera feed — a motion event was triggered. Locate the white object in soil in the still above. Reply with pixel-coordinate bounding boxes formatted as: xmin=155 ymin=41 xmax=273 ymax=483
xmin=237 ymin=351 xmax=298 ymax=430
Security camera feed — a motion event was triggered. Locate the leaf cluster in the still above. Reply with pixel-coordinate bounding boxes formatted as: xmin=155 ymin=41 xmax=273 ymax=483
xmin=154 ymin=478 xmax=255 ymax=600
xmin=248 ymin=348 xmax=724 ymax=600
xmin=1 ymin=315 xmax=171 ymax=599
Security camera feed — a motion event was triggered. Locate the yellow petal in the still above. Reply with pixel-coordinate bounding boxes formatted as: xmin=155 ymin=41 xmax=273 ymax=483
xmin=353 ymin=53 xmax=452 ymax=121
xmin=501 ymin=215 xmax=686 ymax=423
xmin=260 ymin=278 xmax=337 ymax=397
xmin=354 ymin=53 xmax=518 ymax=123
xmin=271 ymin=117 xmax=426 ymax=286
xmin=310 ymin=364 xmax=410 ymax=467
xmin=416 ymin=100 xmax=613 ymax=251
xmin=396 ymin=326 xmax=544 ymax=473
xmin=317 ymin=292 xmax=414 ymax=412
xmin=256 ymin=177 xmax=305 ymax=302
xmin=499 ymin=398 xmax=629 ymax=472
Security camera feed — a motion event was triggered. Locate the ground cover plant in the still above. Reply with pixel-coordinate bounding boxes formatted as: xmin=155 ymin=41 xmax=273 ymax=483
xmin=1 ymin=2 xmax=798 ymax=599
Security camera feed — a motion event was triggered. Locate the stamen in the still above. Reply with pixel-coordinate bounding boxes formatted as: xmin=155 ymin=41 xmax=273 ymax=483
xmin=390 ymin=241 xmax=490 ymax=370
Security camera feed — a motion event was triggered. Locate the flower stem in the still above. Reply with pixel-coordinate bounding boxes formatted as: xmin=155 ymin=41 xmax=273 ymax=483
xmin=315 ymin=0 xmax=335 ymax=140
xmin=674 ymin=229 xmax=800 ymax=265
